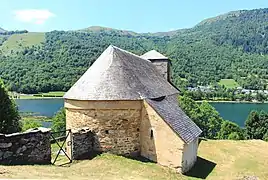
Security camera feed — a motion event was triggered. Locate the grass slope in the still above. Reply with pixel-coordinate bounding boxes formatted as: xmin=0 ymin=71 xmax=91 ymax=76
xmin=219 ymin=79 xmax=240 ymax=89
xmin=0 ymin=32 xmax=45 ymax=54
xmin=0 ymin=140 xmax=268 ymax=179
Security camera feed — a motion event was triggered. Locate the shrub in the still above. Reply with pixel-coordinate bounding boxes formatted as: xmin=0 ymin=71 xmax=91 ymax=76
xmin=22 ymin=119 xmax=42 ymax=132
xmin=52 ymin=108 xmax=66 ymax=132
xmin=228 ymin=132 xmax=241 ymax=140
xmin=263 ymin=131 xmax=268 ymax=142
xmin=219 ymin=120 xmax=244 ymax=140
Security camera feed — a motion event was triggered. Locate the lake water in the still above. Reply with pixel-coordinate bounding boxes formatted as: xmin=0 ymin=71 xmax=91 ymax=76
xmin=210 ymin=102 xmax=268 ymax=127
xmin=15 ymin=99 xmax=268 ymax=127
xmin=16 ymin=99 xmax=64 ymax=117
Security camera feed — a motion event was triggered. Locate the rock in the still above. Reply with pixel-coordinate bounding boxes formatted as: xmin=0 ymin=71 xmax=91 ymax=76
xmin=238 ymin=176 xmax=259 ymax=180
xmin=0 ymin=151 xmax=3 ymax=157
xmin=3 ymin=151 xmax=13 ymax=159
xmin=16 ymin=145 xmax=27 ymax=154
xmin=0 ymin=142 xmax=12 ymax=148
xmin=19 ymin=138 xmax=29 ymax=144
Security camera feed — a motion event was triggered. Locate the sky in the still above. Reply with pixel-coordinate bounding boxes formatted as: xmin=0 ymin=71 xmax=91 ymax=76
xmin=1 ymin=0 xmax=268 ymax=33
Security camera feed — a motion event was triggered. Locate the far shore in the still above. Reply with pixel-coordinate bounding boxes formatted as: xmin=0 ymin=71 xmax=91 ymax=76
xmin=15 ymin=95 xmax=64 ymax=100
xmin=196 ymin=100 xmax=268 ymax=104
xmin=9 ymin=91 xmax=65 ymax=100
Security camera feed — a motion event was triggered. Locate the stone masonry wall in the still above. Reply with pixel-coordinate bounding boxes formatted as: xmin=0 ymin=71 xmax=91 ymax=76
xmin=71 ymin=127 xmax=94 ymax=160
xmin=65 ymin=100 xmax=142 ymax=156
xmin=140 ymin=101 xmax=185 ymax=173
xmin=0 ymin=127 xmax=51 ymax=165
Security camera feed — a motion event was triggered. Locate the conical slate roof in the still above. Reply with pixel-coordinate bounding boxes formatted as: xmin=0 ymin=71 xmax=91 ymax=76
xmin=64 ymin=45 xmax=178 ymax=100
xmin=141 ymin=50 xmax=168 ymax=60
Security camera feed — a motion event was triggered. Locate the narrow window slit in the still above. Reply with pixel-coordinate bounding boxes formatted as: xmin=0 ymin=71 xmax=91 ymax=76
xmin=150 ymin=129 xmax=154 ymax=139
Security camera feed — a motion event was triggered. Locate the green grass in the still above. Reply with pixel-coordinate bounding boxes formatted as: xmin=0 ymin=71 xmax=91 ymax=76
xmin=0 ymin=140 xmax=268 ymax=179
xmin=9 ymin=91 xmax=65 ymax=99
xmin=0 ymin=32 xmax=45 ymax=54
xmin=219 ymin=79 xmax=240 ymax=89
xmin=39 ymin=91 xmax=66 ymax=97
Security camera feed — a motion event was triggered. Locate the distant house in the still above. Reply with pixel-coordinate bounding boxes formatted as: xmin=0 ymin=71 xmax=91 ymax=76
xmin=64 ymin=45 xmax=202 ymax=173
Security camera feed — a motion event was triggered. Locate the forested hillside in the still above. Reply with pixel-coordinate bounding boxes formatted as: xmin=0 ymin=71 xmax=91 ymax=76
xmin=1 ymin=8 xmax=268 ymax=93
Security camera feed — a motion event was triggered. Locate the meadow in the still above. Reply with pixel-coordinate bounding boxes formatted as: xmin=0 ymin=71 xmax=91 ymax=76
xmin=1 ymin=140 xmax=267 ymax=180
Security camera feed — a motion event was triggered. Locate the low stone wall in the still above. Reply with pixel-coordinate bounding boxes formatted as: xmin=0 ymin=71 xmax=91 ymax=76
xmin=0 ymin=127 xmax=51 ymax=165
xmin=71 ymin=127 xmax=94 ymax=160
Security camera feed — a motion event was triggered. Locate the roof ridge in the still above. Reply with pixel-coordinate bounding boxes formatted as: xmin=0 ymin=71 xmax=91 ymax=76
xmin=141 ymin=49 xmax=168 ymax=60
xmin=64 ymin=45 xmax=178 ymax=100
xmin=111 ymin=45 xmax=151 ymax=63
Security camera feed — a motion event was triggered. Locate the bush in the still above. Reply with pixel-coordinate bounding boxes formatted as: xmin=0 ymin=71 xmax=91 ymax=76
xmin=263 ymin=131 xmax=268 ymax=142
xmin=52 ymin=108 xmax=66 ymax=132
xmin=228 ymin=132 xmax=241 ymax=140
xmin=22 ymin=119 xmax=42 ymax=132
xmin=245 ymin=110 xmax=268 ymax=140
xmin=219 ymin=120 xmax=244 ymax=140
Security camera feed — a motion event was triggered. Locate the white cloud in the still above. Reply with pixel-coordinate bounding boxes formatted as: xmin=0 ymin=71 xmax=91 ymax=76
xmin=13 ymin=9 xmax=55 ymax=25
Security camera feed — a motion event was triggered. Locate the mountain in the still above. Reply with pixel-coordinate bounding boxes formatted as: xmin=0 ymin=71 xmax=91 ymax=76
xmin=0 ymin=27 xmax=6 ymax=33
xmin=1 ymin=8 xmax=268 ymax=93
xmin=79 ymin=26 xmax=138 ymax=36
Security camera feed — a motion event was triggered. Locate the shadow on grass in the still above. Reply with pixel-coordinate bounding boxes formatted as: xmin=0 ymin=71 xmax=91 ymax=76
xmin=185 ymin=156 xmax=216 ymax=179
xmin=123 ymin=154 xmax=155 ymax=163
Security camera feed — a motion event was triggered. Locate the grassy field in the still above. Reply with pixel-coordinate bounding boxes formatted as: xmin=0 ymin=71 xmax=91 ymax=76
xmin=0 ymin=140 xmax=268 ymax=179
xmin=0 ymin=32 xmax=45 ymax=54
xmin=219 ymin=79 xmax=240 ymax=89
xmin=9 ymin=91 xmax=65 ymax=99
xmin=40 ymin=91 xmax=66 ymax=97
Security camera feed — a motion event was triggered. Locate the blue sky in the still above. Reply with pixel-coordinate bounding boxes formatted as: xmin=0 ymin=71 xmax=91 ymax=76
xmin=1 ymin=0 xmax=268 ymax=32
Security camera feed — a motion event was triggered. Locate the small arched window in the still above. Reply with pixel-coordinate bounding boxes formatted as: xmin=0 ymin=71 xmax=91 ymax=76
xmin=150 ymin=129 xmax=154 ymax=139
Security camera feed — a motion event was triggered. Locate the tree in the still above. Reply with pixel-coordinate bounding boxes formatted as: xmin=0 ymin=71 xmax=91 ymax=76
xmin=198 ymin=102 xmax=223 ymax=139
xmin=219 ymin=120 xmax=244 ymax=140
xmin=51 ymin=108 xmax=66 ymax=132
xmin=179 ymin=95 xmax=223 ymax=139
xmin=0 ymin=80 xmax=21 ymax=133
xmin=245 ymin=110 xmax=268 ymax=139
xmin=245 ymin=110 xmax=260 ymax=139
xmin=178 ymin=95 xmax=245 ymax=140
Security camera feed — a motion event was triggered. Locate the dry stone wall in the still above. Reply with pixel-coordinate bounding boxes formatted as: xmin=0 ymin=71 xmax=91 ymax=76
xmin=71 ymin=127 xmax=94 ymax=160
xmin=0 ymin=127 xmax=51 ymax=165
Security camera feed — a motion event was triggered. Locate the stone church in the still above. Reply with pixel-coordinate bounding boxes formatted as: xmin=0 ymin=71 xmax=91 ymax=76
xmin=64 ymin=45 xmax=202 ymax=173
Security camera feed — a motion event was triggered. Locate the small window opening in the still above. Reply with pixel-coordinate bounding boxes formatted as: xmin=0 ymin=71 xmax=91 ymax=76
xmin=150 ymin=129 xmax=154 ymax=139
xmin=137 ymin=128 xmax=140 ymax=132
xmin=105 ymin=130 xmax=109 ymax=134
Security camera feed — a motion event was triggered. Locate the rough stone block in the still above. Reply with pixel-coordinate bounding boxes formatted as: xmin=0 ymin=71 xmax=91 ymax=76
xmin=0 ymin=142 xmax=12 ymax=148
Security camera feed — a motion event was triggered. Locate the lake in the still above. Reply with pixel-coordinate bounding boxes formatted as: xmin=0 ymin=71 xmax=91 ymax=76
xmin=210 ymin=102 xmax=268 ymax=127
xmin=16 ymin=99 xmax=64 ymax=117
xmin=15 ymin=99 xmax=268 ymax=127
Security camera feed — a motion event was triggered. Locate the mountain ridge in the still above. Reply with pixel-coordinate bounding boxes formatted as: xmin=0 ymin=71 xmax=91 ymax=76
xmin=1 ymin=8 xmax=268 ymax=93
